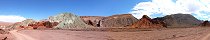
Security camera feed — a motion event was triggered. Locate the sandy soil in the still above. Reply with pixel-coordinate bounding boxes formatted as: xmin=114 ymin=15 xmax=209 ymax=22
xmin=7 ymin=27 xmax=210 ymax=40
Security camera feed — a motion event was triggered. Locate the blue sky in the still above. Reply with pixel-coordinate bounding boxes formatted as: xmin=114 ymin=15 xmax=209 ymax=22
xmin=0 ymin=0 xmax=150 ymax=21
xmin=1 ymin=0 xmax=209 ymax=22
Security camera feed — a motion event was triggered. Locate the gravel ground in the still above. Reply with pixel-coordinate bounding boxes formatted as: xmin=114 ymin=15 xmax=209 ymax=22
xmin=9 ymin=27 xmax=210 ymax=40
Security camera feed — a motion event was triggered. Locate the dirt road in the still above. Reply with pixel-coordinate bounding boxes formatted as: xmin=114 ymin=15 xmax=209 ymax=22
xmin=201 ymin=32 xmax=210 ymax=40
xmin=8 ymin=27 xmax=210 ymax=40
xmin=9 ymin=30 xmax=37 ymax=40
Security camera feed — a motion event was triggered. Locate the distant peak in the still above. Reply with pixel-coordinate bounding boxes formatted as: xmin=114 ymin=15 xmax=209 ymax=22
xmin=141 ymin=15 xmax=151 ymax=19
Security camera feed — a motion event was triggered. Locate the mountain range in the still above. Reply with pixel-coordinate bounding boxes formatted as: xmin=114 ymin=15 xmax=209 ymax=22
xmin=0 ymin=13 xmax=209 ymax=29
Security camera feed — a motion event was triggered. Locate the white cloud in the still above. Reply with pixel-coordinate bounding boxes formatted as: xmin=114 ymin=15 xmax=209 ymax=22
xmin=0 ymin=15 xmax=26 ymax=23
xmin=130 ymin=0 xmax=210 ymax=20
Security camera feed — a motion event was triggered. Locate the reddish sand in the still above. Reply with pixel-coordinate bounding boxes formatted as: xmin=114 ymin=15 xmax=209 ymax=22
xmin=5 ymin=27 xmax=210 ymax=40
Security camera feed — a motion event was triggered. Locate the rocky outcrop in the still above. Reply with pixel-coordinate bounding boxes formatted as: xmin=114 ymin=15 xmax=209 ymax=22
xmin=49 ymin=13 xmax=92 ymax=29
xmin=131 ymin=15 xmax=165 ymax=28
xmin=80 ymin=16 xmax=104 ymax=27
xmin=100 ymin=14 xmax=138 ymax=27
xmin=152 ymin=17 xmax=167 ymax=27
xmin=7 ymin=19 xmax=36 ymax=29
xmin=6 ymin=19 xmax=59 ymax=29
xmin=159 ymin=14 xmax=201 ymax=28
xmin=200 ymin=21 xmax=210 ymax=27
xmin=28 ymin=21 xmax=59 ymax=29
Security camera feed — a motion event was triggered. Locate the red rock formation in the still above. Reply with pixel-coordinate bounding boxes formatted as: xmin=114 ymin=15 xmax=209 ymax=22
xmin=131 ymin=15 xmax=164 ymax=28
xmin=200 ymin=21 xmax=210 ymax=27
xmin=28 ymin=21 xmax=58 ymax=29
xmin=28 ymin=22 xmax=43 ymax=29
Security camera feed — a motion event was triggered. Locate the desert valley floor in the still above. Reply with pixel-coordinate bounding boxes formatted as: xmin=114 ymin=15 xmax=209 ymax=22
xmin=1 ymin=27 xmax=210 ymax=40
